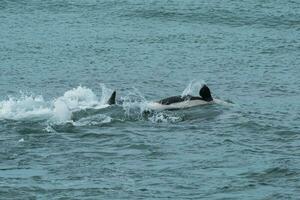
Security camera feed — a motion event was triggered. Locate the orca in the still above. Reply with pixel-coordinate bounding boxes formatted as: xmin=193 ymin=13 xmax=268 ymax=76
xmin=107 ymin=91 xmax=116 ymax=105
xmin=147 ymin=84 xmax=214 ymax=110
xmin=105 ymin=85 xmax=214 ymax=110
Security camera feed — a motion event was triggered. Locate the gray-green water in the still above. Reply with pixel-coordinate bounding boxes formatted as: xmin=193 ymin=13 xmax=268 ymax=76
xmin=1 ymin=0 xmax=300 ymax=199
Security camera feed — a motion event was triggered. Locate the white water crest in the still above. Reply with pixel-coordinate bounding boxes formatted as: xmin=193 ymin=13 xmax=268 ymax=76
xmin=0 ymin=95 xmax=52 ymax=120
xmin=0 ymin=85 xmax=113 ymax=123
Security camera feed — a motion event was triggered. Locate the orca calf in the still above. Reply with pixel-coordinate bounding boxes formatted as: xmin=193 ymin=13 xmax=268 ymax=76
xmin=147 ymin=84 xmax=214 ymax=110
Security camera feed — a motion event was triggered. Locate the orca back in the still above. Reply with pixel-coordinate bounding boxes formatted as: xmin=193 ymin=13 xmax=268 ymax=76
xmin=199 ymin=85 xmax=213 ymax=101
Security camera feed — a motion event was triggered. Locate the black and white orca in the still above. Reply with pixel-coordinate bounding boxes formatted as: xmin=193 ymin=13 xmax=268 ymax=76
xmin=106 ymin=84 xmax=214 ymax=110
xmin=147 ymin=84 xmax=214 ymax=110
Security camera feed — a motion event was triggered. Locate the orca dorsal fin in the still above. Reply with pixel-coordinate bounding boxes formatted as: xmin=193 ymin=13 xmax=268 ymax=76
xmin=107 ymin=91 xmax=116 ymax=105
xmin=199 ymin=85 xmax=213 ymax=101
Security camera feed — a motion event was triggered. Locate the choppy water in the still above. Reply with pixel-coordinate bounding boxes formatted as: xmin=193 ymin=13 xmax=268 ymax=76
xmin=1 ymin=0 xmax=300 ymax=199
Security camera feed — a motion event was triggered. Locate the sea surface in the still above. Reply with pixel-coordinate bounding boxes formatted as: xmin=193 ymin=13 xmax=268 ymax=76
xmin=1 ymin=0 xmax=300 ymax=199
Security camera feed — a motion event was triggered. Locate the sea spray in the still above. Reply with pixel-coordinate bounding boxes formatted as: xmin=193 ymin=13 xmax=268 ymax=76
xmin=181 ymin=80 xmax=206 ymax=97
xmin=0 ymin=95 xmax=52 ymax=120
xmin=52 ymin=99 xmax=72 ymax=122
xmin=0 ymin=85 xmax=112 ymax=122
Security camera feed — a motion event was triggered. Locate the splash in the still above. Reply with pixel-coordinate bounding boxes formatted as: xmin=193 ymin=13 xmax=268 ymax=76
xmin=52 ymin=99 xmax=72 ymax=122
xmin=0 ymin=95 xmax=52 ymax=120
xmin=0 ymin=82 xmax=229 ymax=125
xmin=99 ymin=83 xmax=115 ymax=106
xmin=0 ymin=85 xmax=112 ymax=123
xmin=181 ymin=80 xmax=234 ymax=106
xmin=181 ymin=80 xmax=206 ymax=97
xmin=55 ymin=86 xmax=101 ymax=111
xmin=120 ymin=88 xmax=148 ymax=118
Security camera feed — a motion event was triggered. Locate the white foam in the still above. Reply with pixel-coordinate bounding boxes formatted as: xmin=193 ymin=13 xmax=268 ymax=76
xmin=0 ymin=85 xmax=113 ymax=123
xmin=55 ymin=86 xmax=99 ymax=111
xmin=0 ymin=95 xmax=52 ymax=120
xmin=72 ymin=114 xmax=112 ymax=126
xmin=44 ymin=125 xmax=57 ymax=133
xmin=52 ymin=99 xmax=72 ymax=122
xmin=18 ymin=138 xmax=24 ymax=143
xmin=148 ymin=112 xmax=182 ymax=123
xmin=120 ymin=89 xmax=147 ymax=117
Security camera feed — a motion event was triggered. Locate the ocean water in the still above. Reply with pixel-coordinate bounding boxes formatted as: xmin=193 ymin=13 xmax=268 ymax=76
xmin=1 ymin=0 xmax=300 ymax=199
